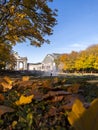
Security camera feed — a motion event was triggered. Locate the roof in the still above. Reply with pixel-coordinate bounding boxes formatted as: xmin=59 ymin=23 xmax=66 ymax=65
xmin=42 ymin=53 xmax=61 ymax=63
xmin=27 ymin=63 xmax=42 ymax=65
xmin=51 ymin=53 xmax=61 ymax=59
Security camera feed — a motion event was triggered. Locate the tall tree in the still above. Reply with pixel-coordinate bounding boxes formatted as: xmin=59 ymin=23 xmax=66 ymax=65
xmin=58 ymin=51 xmax=78 ymax=72
xmin=0 ymin=0 xmax=57 ymax=47
xmin=67 ymin=51 xmax=78 ymax=71
xmin=75 ymin=51 xmax=88 ymax=71
xmin=0 ymin=43 xmax=16 ymax=70
xmin=0 ymin=0 xmax=57 ymax=70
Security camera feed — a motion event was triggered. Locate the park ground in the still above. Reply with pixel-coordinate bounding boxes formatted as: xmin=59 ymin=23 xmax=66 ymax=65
xmin=0 ymin=72 xmax=98 ymax=129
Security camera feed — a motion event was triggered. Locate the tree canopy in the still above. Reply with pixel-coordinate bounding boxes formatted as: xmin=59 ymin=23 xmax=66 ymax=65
xmin=57 ymin=44 xmax=98 ymax=73
xmin=0 ymin=0 xmax=57 ymax=70
xmin=0 ymin=43 xmax=16 ymax=70
xmin=0 ymin=0 xmax=57 ymax=47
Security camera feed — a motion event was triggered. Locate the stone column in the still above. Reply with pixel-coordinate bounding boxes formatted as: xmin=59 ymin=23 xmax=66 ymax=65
xmin=17 ymin=61 xmax=20 ymax=70
xmin=24 ymin=59 xmax=27 ymax=70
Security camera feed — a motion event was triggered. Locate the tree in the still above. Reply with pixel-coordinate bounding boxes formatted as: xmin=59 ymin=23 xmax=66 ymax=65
xmin=58 ymin=51 xmax=78 ymax=72
xmin=75 ymin=51 xmax=88 ymax=72
xmin=0 ymin=43 xmax=16 ymax=70
xmin=0 ymin=0 xmax=57 ymax=47
xmin=86 ymin=44 xmax=98 ymax=55
xmin=0 ymin=0 xmax=57 ymax=70
xmin=56 ymin=44 xmax=98 ymax=73
xmin=94 ymin=57 xmax=98 ymax=71
xmin=85 ymin=44 xmax=98 ymax=72
xmin=67 ymin=51 xmax=78 ymax=71
xmin=75 ymin=49 xmax=96 ymax=72
xmin=58 ymin=54 xmax=69 ymax=71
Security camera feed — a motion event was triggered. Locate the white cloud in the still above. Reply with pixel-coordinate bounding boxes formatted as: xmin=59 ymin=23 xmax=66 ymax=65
xmin=71 ymin=43 xmax=81 ymax=47
xmin=69 ymin=42 xmax=89 ymax=51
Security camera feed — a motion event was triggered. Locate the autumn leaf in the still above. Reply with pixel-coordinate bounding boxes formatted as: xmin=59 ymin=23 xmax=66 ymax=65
xmin=3 ymin=76 xmax=13 ymax=85
xmin=12 ymin=121 xmax=18 ymax=129
xmin=82 ymin=98 xmax=98 ymax=130
xmin=68 ymin=99 xmax=85 ymax=130
xmin=68 ymin=98 xmax=98 ymax=130
xmin=1 ymin=76 xmax=13 ymax=92
xmin=15 ymin=95 xmax=34 ymax=106
xmin=22 ymin=76 xmax=30 ymax=81
xmin=67 ymin=83 xmax=80 ymax=93
xmin=1 ymin=82 xmax=12 ymax=92
xmin=0 ymin=105 xmax=14 ymax=116
xmin=0 ymin=94 xmax=5 ymax=102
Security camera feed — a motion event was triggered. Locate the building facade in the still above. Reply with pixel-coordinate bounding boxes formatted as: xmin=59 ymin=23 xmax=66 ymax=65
xmin=27 ymin=53 xmax=60 ymax=76
xmin=14 ymin=52 xmax=27 ymax=70
xmin=15 ymin=53 xmax=60 ymax=75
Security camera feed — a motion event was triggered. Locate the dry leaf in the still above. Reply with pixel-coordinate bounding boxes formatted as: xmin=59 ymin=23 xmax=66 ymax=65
xmin=67 ymin=83 xmax=80 ymax=93
xmin=68 ymin=99 xmax=85 ymax=130
xmin=51 ymin=95 xmax=64 ymax=102
xmin=82 ymin=98 xmax=98 ymax=130
xmin=12 ymin=121 xmax=18 ymax=129
xmin=0 ymin=105 xmax=14 ymax=116
xmin=1 ymin=82 xmax=12 ymax=91
xmin=15 ymin=95 xmax=34 ymax=105
xmin=0 ymin=94 xmax=5 ymax=101
xmin=68 ymin=98 xmax=98 ymax=130
xmin=53 ymin=77 xmax=59 ymax=84
xmin=0 ymin=76 xmax=13 ymax=91
xmin=42 ymin=80 xmax=52 ymax=88
xmin=4 ymin=76 xmax=13 ymax=85
xmin=45 ymin=106 xmax=57 ymax=118
xmin=22 ymin=76 xmax=30 ymax=81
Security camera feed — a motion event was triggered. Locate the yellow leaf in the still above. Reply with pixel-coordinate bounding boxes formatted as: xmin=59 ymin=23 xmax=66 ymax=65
xmin=15 ymin=95 xmax=34 ymax=106
xmin=1 ymin=82 xmax=12 ymax=92
xmin=68 ymin=98 xmax=98 ymax=130
xmin=22 ymin=76 xmax=30 ymax=81
xmin=72 ymin=99 xmax=85 ymax=118
xmin=12 ymin=121 xmax=17 ymax=128
xmin=4 ymin=76 xmax=13 ymax=85
xmin=82 ymin=98 xmax=98 ymax=130
xmin=68 ymin=99 xmax=85 ymax=130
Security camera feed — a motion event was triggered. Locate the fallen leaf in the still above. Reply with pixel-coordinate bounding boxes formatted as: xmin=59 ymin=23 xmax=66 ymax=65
xmin=68 ymin=98 xmax=98 ymax=130
xmin=12 ymin=121 xmax=18 ymax=129
xmin=22 ymin=76 xmax=30 ymax=81
xmin=0 ymin=105 xmax=14 ymax=116
xmin=44 ymin=106 xmax=57 ymax=118
xmin=15 ymin=95 xmax=34 ymax=105
xmin=4 ymin=76 xmax=13 ymax=85
xmin=1 ymin=82 xmax=12 ymax=91
xmin=51 ymin=95 xmax=64 ymax=102
xmin=0 ymin=94 xmax=4 ymax=101
xmin=67 ymin=83 xmax=80 ymax=93
xmin=68 ymin=99 xmax=86 ymax=130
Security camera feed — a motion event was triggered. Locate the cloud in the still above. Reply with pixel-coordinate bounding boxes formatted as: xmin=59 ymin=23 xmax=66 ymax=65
xmin=71 ymin=43 xmax=82 ymax=47
xmin=69 ymin=42 xmax=89 ymax=51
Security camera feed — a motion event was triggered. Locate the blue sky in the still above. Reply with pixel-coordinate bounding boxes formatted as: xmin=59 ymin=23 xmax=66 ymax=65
xmin=13 ymin=0 xmax=98 ymax=63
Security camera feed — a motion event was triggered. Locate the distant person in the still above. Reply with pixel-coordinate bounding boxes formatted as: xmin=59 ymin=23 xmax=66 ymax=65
xmin=50 ymin=72 xmax=52 ymax=77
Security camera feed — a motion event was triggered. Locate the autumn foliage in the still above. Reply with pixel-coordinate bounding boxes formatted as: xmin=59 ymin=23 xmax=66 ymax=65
xmin=57 ymin=44 xmax=98 ymax=73
xmin=0 ymin=0 xmax=57 ymax=46
xmin=0 ymin=0 xmax=57 ymax=70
